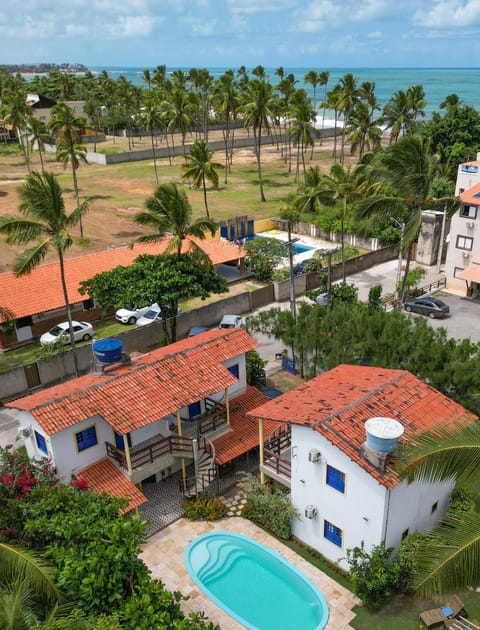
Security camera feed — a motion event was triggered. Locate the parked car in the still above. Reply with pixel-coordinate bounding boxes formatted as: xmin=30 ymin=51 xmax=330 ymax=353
xmin=218 ymin=315 xmax=242 ymax=329
xmin=188 ymin=326 xmax=209 ymax=337
xmin=403 ymin=297 xmax=450 ymax=319
xmin=40 ymin=321 xmax=94 ymax=346
xmin=136 ymin=303 xmax=162 ymax=326
xmin=115 ymin=304 xmax=152 ymax=325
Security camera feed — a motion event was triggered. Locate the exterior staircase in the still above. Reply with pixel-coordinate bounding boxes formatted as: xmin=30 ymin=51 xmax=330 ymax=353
xmin=180 ymin=437 xmax=218 ymax=497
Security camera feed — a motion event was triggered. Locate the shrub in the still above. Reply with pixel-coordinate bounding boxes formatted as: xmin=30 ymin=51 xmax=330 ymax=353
xmin=448 ymin=488 xmax=476 ymax=515
xmin=245 ymin=350 xmax=267 ymax=386
xmin=182 ymin=495 xmax=228 ymax=521
xmin=240 ymin=473 xmax=298 ymax=540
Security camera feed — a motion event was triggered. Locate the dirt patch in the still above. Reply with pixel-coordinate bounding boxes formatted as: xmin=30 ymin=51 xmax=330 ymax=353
xmin=267 ymin=368 xmax=305 ymax=392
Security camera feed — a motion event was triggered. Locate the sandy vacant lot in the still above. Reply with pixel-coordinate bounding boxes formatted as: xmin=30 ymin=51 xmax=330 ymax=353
xmin=0 ymin=133 xmax=342 ymax=272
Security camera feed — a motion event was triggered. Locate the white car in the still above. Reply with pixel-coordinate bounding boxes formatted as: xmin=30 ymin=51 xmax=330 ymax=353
xmin=136 ymin=303 xmax=162 ymax=326
xmin=218 ymin=315 xmax=242 ymax=329
xmin=115 ymin=304 xmax=152 ymax=325
xmin=40 ymin=321 xmax=94 ymax=346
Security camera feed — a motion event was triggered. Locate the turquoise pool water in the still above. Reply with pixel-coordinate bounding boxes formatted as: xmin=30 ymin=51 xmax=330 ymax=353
xmin=184 ymin=531 xmax=329 ymax=630
xmin=249 ymin=234 xmax=315 ymax=256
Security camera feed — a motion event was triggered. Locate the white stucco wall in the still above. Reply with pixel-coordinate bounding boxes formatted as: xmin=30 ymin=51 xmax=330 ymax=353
xmin=290 ymin=425 xmax=387 ymax=571
xmin=385 ymin=477 xmax=453 ymax=551
xmin=290 ymin=425 xmax=454 ymax=571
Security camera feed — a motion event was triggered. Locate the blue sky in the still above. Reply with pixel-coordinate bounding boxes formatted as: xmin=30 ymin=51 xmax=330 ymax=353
xmin=3 ymin=0 xmax=480 ymax=68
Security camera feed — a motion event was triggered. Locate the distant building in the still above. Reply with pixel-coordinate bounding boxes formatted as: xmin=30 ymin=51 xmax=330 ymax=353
xmin=445 ymin=155 xmax=480 ymax=296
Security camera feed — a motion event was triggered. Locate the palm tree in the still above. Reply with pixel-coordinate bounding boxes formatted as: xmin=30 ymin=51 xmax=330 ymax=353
xmin=0 ymin=85 xmax=30 ymax=172
xmin=25 ymin=114 xmax=51 ymax=171
xmin=0 ymin=172 xmax=89 ymax=376
xmin=337 ymin=72 xmax=360 ymax=164
xmin=304 ymin=70 xmax=320 ymax=113
xmin=347 ymin=101 xmax=382 ymax=158
xmin=133 ymin=182 xmax=216 ymax=258
xmin=355 ymin=135 xmax=454 ymax=299
xmin=140 ymin=93 xmax=162 ymax=184
xmin=317 ymin=163 xmax=378 ymax=281
xmin=440 ymin=93 xmax=462 ymax=109
xmin=288 ymin=91 xmax=315 ymax=181
xmin=240 ymin=78 xmax=278 ymax=202
xmin=211 ymin=71 xmax=239 ymax=183
xmin=323 ymin=84 xmax=343 ymax=162
xmin=407 ymin=84 xmax=427 ymax=123
xmin=292 ymin=166 xmax=323 ymax=214
xmin=399 ymin=421 xmax=480 ymax=597
xmin=182 ymin=139 xmax=223 ymax=217
xmin=381 ymin=89 xmax=412 ymax=143
xmin=318 ymin=71 xmax=330 ymax=143
xmin=48 ymin=103 xmax=87 ymax=238
xmin=0 ymin=542 xmax=63 ymax=629
xmin=161 ymin=88 xmax=194 ymax=157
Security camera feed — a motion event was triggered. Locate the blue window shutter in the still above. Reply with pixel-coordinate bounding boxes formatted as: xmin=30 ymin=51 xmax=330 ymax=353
xmin=76 ymin=426 xmax=98 ymax=452
xmin=326 ymin=465 xmax=345 ymax=493
xmin=324 ymin=520 xmax=342 ymax=547
xmin=228 ymin=364 xmax=239 ymax=379
xmin=34 ymin=430 xmax=48 ymax=455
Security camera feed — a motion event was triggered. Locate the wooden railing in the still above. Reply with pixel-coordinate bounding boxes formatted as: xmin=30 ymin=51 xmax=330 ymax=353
xmin=263 ymin=449 xmax=291 ymax=478
xmin=265 ymin=424 xmax=291 ymax=454
xmin=106 ymin=434 xmax=194 ymax=471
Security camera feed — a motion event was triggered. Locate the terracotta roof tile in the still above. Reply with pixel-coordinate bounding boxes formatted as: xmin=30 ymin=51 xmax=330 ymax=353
xmin=249 ymin=364 xmax=477 ymax=489
xmin=75 ymin=458 xmax=147 ymax=513
xmin=213 ymin=386 xmax=284 ymax=465
xmin=7 ymin=329 xmax=257 ymax=436
xmin=0 ymin=237 xmax=244 ymax=321
xmin=460 ymin=182 xmax=480 ymax=206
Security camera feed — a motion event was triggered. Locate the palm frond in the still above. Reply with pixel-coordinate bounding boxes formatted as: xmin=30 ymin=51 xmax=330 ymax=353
xmin=413 ymin=511 xmax=480 ymax=597
xmin=0 ymin=216 xmax=45 ymax=245
xmin=398 ymin=420 xmax=480 ymax=485
xmin=13 ymin=241 xmax=50 ymax=276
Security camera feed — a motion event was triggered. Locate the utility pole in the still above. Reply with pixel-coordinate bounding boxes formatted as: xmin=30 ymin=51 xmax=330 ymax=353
xmin=392 ymin=218 xmax=405 ymax=301
xmin=436 ymin=205 xmax=448 ymax=274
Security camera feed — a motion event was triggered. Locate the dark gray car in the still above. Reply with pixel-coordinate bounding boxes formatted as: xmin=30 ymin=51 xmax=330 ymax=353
xmin=403 ymin=297 xmax=450 ymax=319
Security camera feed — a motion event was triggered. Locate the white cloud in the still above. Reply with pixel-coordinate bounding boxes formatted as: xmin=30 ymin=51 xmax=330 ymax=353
xmin=227 ymin=0 xmax=296 ymax=14
xmin=295 ymin=0 xmax=388 ymax=33
xmin=181 ymin=16 xmax=217 ymax=36
xmin=368 ymin=30 xmax=382 ymax=38
xmin=413 ymin=1 xmax=480 ymax=28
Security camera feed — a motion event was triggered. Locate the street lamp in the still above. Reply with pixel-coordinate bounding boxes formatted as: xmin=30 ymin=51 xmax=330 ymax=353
xmin=391 ymin=218 xmax=405 ymax=300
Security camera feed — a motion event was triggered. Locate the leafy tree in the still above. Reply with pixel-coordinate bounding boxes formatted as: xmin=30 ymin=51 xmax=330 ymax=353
xmin=0 ymin=83 xmax=30 ymax=172
xmin=399 ymin=422 xmax=480 ymax=597
xmin=133 ymin=182 xmax=217 ymax=258
xmin=182 ymin=139 xmax=223 ymax=217
xmin=368 ymin=285 xmax=383 ymax=313
xmin=80 ymin=252 xmax=227 ymax=343
xmin=244 ymin=237 xmax=287 ymax=282
xmin=25 ymin=115 xmax=51 ymax=171
xmin=245 ymin=350 xmax=267 ymax=386
xmin=48 ymin=103 xmax=88 ymax=238
xmin=347 ymin=541 xmax=397 ymax=610
xmin=0 ymin=172 xmax=89 ymax=376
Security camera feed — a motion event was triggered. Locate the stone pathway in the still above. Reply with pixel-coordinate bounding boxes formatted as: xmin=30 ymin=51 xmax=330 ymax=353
xmin=222 ymin=489 xmax=247 ymax=517
xmin=141 ymin=517 xmax=360 ymax=630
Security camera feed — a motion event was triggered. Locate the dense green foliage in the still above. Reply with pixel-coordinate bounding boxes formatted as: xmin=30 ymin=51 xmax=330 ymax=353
xmin=244 ymin=237 xmax=288 ymax=282
xmin=0 ymin=446 xmax=219 ymax=629
xmin=245 ymin=350 xmax=267 ymax=386
xmin=182 ymin=495 xmax=228 ymax=521
xmin=240 ymin=473 xmax=299 ymax=540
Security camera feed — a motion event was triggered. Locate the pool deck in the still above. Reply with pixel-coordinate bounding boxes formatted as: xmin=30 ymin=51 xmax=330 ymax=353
xmin=140 ymin=517 xmax=360 ymax=630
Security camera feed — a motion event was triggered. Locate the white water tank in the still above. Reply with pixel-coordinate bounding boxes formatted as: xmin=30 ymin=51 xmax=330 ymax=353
xmin=365 ymin=417 xmax=404 ymax=453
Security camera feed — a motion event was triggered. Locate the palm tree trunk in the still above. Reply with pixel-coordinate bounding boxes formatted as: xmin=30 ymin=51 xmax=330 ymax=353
xmin=150 ymin=128 xmax=159 ymax=184
xmin=202 ymin=172 xmax=209 ymax=218
xmin=72 ymin=167 xmax=84 ymax=239
xmin=341 ymin=198 xmax=346 ymax=282
xmin=58 ymin=251 xmax=80 ymax=377
xmin=254 ymin=125 xmax=266 ymax=202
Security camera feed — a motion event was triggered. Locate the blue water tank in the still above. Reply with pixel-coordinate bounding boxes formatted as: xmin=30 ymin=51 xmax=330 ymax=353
xmin=365 ymin=417 xmax=404 ymax=453
xmin=93 ymin=338 xmax=124 ymax=364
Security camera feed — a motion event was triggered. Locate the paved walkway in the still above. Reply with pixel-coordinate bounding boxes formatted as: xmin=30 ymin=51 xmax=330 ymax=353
xmin=140 ymin=517 xmax=360 ymax=630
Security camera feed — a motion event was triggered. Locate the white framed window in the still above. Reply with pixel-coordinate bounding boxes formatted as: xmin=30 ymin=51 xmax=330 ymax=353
xmin=456 ymin=235 xmax=473 ymax=250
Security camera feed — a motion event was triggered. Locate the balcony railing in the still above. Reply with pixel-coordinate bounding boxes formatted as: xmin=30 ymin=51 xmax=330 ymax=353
xmin=175 ymin=399 xmax=228 ymax=439
xmin=106 ymin=434 xmax=194 ymax=471
xmin=262 ymin=424 xmax=291 ymax=480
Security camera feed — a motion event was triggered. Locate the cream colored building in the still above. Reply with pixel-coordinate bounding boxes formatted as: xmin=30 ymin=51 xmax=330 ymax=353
xmin=445 ymin=155 xmax=480 ymax=296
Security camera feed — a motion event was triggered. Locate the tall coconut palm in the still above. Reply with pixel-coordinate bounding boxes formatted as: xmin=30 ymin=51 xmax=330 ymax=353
xmin=304 ymin=70 xmax=320 ymax=113
xmin=399 ymin=421 xmax=480 ymax=597
xmin=355 ymin=135 xmax=455 ymax=299
xmin=440 ymin=93 xmax=462 ymax=109
xmin=276 ymin=73 xmax=298 ymax=169
xmin=133 ymin=182 xmax=216 ymax=258
xmin=337 ymin=72 xmax=360 ymax=164
xmin=0 ymin=172 xmax=89 ymax=376
xmin=161 ymin=88 xmax=194 ymax=157
xmin=140 ymin=93 xmax=162 ymax=184
xmin=317 ymin=163 xmax=379 ymax=281
xmin=0 ymin=85 xmax=31 ymax=172
xmin=318 ymin=70 xmax=330 ymax=143
xmin=288 ymin=91 xmax=316 ymax=181
xmin=292 ymin=166 xmax=323 ymax=215
xmin=211 ymin=70 xmax=239 ymax=183
xmin=182 ymin=139 xmax=223 ymax=217
xmin=322 ymin=84 xmax=343 ymax=162
xmin=240 ymin=78 xmax=278 ymax=202
xmin=0 ymin=542 xmax=63 ymax=629
xmin=407 ymin=84 xmax=427 ymax=123
xmin=347 ymin=101 xmax=382 ymax=158
xmin=48 ymin=103 xmax=87 ymax=238
xmin=25 ymin=114 xmax=51 ymax=171
xmin=381 ymin=89 xmax=412 ymax=144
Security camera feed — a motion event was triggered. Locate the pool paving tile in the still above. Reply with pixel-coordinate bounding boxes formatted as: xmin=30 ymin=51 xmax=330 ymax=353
xmin=140 ymin=517 xmax=360 ymax=630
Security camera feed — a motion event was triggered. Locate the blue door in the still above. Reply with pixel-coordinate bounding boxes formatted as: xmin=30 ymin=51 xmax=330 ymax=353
xmin=220 ymin=226 xmax=228 ymax=239
xmin=114 ymin=431 xmax=132 ymax=451
xmin=188 ymin=401 xmax=201 ymax=418
xmin=247 ymin=220 xmax=254 ymax=237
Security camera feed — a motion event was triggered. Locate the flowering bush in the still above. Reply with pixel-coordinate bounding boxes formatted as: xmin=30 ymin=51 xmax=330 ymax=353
xmin=182 ymin=495 xmax=228 ymax=521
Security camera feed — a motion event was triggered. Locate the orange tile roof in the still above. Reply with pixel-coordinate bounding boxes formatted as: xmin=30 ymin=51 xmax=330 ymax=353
xmin=75 ymin=458 xmax=147 ymax=513
xmin=460 ymin=182 xmax=480 ymax=206
xmin=213 ymin=386 xmax=283 ymax=465
xmin=249 ymin=364 xmax=477 ymax=489
xmin=7 ymin=329 xmax=257 ymax=436
xmin=0 ymin=237 xmax=244 ymax=322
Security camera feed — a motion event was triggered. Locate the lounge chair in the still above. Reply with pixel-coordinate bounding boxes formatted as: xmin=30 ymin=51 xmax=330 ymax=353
xmin=419 ymin=595 xmax=467 ymax=628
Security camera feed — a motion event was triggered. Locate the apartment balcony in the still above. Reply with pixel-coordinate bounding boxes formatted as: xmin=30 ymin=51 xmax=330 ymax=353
xmin=261 ymin=425 xmax=291 ymax=488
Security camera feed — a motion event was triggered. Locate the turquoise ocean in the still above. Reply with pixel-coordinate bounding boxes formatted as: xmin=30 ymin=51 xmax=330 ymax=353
xmin=90 ymin=66 xmax=480 ymax=119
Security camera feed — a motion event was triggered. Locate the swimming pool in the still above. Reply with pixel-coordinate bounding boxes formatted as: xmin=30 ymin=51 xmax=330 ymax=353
xmin=249 ymin=234 xmax=315 ymax=255
xmin=184 ymin=531 xmax=329 ymax=630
